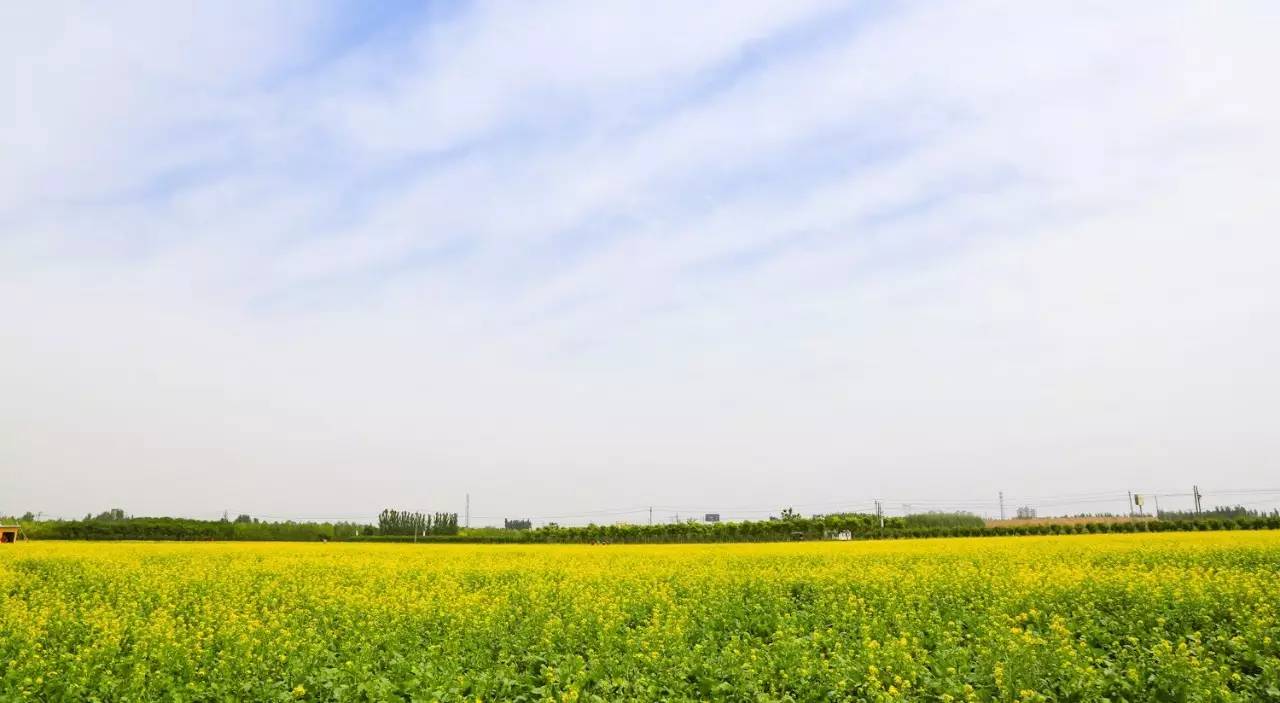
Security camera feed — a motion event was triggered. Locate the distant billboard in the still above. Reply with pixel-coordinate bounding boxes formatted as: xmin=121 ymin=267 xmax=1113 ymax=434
xmin=704 ymin=513 xmax=720 ymax=523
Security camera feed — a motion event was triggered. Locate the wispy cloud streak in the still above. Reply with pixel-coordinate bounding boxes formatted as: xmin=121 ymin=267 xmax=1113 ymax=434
xmin=2 ymin=1 xmax=1278 ymax=519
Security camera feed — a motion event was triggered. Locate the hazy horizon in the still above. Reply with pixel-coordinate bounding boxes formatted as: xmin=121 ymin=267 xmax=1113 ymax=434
xmin=4 ymin=2 xmax=1278 ymax=525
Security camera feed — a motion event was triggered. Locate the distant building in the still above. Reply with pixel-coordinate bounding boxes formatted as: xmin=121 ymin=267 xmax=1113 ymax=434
xmin=1016 ymin=506 xmax=1037 ymax=519
xmin=704 ymin=513 xmax=720 ymax=523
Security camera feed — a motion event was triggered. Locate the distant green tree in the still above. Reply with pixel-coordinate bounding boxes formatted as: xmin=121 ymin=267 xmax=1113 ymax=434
xmin=902 ymin=512 xmax=985 ymax=529
xmin=1157 ymin=505 xmax=1275 ymax=522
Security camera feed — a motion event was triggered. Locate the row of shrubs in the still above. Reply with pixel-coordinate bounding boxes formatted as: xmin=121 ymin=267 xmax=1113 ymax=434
xmin=21 ymin=518 xmax=365 ymax=541
xmin=870 ymin=516 xmax=1280 ymax=540
xmin=346 ymin=533 xmax=527 ymax=544
xmin=522 ymin=515 xmax=1280 ymax=543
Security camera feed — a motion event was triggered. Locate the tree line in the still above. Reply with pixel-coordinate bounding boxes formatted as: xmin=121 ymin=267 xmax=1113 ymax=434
xmin=522 ymin=513 xmax=1280 ymax=543
xmin=16 ymin=517 xmax=369 ymax=541
xmin=6 ymin=507 xmax=1279 ymax=543
xmin=377 ymin=509 xmax=459 ymax=536
xmin=1154 ymin=505 xmax=1278 ymax=522
xmin=6 ymin=507 xmax=457 ymax=541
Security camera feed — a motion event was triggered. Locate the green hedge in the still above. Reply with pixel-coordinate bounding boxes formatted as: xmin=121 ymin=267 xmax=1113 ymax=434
xmin=25 ymin=518 xmax=359 ymax=542
xmin=346 ymin=534 xmax=527 ymax=544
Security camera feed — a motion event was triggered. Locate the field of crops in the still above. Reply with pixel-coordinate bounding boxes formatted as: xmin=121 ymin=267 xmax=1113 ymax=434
xmin=2 ymin=533 xmax=1278 ymax=702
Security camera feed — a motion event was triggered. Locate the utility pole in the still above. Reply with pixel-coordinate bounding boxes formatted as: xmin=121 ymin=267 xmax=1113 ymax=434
xmin=465 ymin=494 xmax=470 ymax=529
xmin=875 ymin=500 xmax=884 ymax=529
xmin=1154 ymin=494 xmax=1161 ymax=518
xmin=998 ymin=491 xmax=1005 ymax=521
xmin=649 ymin=506 xmax=653 ymax=525
xmin=1193 ymin=485 xmax=1202 ymax=515
xmin=1127 ymin=491 xmax=1133 ymax=517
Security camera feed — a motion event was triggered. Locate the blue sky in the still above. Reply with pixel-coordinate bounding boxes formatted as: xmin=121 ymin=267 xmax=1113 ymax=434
xmin=3 ymin=1 xmax=1279 ymax=522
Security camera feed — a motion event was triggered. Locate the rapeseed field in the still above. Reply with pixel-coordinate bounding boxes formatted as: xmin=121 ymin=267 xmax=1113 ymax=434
xmin=2 ymin=533 xmax=1278 ymax=701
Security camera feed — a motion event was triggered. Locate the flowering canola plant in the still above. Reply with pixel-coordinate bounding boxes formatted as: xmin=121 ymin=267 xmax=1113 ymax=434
xmin=2 ymin=532 xmax=1279 ymax=701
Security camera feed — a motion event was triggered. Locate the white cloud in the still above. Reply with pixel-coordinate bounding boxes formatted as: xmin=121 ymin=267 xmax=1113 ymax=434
xmin=2 ymin=1 xmax=1278 ymax=521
